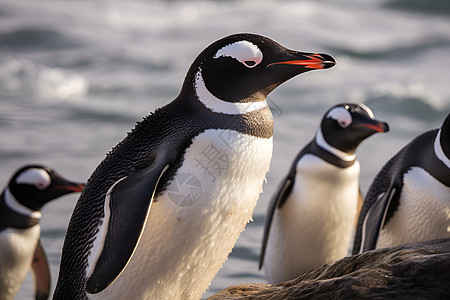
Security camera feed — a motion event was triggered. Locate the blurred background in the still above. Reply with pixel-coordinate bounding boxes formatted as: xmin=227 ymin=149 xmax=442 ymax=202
xmin=0 ymin=0 xmax=449 ymax=298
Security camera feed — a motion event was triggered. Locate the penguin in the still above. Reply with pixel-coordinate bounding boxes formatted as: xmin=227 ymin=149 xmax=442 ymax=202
xmin=0 ymin=165 xmax=84 ymax=300
xmin=259 ymin=103 xmax=389 ymax=284
xmin=353 ymin=113 xmax=450 ymax=254
xmin=53 ymin=33 xmax=336 ymax=299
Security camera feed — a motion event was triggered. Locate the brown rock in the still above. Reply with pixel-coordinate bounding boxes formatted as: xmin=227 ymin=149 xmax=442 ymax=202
xmin=209 ymin=238 xmax=450 ymax=300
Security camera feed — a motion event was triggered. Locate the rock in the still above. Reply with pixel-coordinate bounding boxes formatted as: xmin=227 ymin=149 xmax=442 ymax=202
xmin=209 ymin=238 xmax=450 ymax=300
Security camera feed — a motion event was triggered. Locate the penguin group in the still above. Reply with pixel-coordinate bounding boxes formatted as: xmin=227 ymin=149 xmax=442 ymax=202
xmin=1 ymin=33 xmax=448 ymax=299
xmin=259 ymin=108 xmax=449 ymax=283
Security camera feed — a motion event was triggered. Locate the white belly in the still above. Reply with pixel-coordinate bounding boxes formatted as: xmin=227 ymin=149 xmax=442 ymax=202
xmin=264 ymin=155 xmax=360 ymax=283
xmin=377 ymin=167 xmax=450 ymax=248
xmin=0 ymin=226 xmax=40 ymax=300
xmin=91 ymin=129 xmax=273 ymax=299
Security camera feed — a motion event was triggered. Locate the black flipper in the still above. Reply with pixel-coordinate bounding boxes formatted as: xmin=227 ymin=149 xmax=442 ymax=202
xmin=85 ymin=156 xmax=171 ymax=294
xmin=359 ymin=178 xmax=401 ymax=253
xmin=259 ymin=176 xmax=294 ymax=269
xmin=32 ymin=239 xmax=51 ymax=300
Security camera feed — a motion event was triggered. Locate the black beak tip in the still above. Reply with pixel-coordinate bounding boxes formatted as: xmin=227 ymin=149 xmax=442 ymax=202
xmin=383 ymin=122 xmax=390 ymax=133
xmin=318 ymin=53 xmax=336 ymax=69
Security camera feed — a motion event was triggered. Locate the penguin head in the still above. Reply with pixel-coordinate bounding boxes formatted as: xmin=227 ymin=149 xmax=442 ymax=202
xmin=320 ymin=103 xmax=389 ymax=154
xmin=183 ymin=33 xmax=336 ymax=104
xmin=7 ymin=165 xmax=85 ymax=211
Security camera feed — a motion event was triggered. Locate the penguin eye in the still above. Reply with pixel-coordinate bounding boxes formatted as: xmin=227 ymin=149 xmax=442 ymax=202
xmin=326 ymin=107 xmax=352 ymax=128
xmin=213 ymin=40 xmax=263 ymax=68
xmin=244 ymin=60 xmax=256 ymax=67
xmin=35 ymin=181 xmax=48 ymax=189
xmin=16 ymin=168 xmax=51 ymax=190
xmin=338 ymin=120 xmax=351 ymax=127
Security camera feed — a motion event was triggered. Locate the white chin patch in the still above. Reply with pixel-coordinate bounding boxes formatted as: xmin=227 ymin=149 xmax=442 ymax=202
xmin=326 ymin=107 xmax=352 ymax=128
xmin=16 ymin=168 xmax=51 ymax=190
xmin=194 ymin=70 xmax=267 ymax=115
xmin=213 ymin=40 xmax=263 ymax=68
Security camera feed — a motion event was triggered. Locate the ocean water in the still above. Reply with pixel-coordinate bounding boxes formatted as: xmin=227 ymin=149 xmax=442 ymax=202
xmin=0 ymin=0 xmax=449 ymax=298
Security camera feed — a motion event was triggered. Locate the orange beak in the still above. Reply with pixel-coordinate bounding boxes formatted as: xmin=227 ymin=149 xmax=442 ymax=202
xmin=53 ymin=183 xmax=85 ymax=193
xmin=267 ymin=54 xmax=336 ymax=69
xmin=356 ymin=121 xmax=389 ymax=133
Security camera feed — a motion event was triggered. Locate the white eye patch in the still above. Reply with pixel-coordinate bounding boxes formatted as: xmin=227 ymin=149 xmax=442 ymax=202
xmin=213 ymin=40 xmax=263 ymax=68
xmin=16 ymin=168 xmax=51 ymax=190
xmin=326 ymin=107 xmax=352 ymax=128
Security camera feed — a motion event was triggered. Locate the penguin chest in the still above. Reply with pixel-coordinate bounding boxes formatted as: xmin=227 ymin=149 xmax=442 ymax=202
xmin=0 ymin=226 xmax=40 ymax=299
xmin=265 ymin=155 xmax=360 ymax=282
xmin=95 ymin=129 xmax=273 ymax=299
xmin=377 ymin=167 xmax=450 ymax=248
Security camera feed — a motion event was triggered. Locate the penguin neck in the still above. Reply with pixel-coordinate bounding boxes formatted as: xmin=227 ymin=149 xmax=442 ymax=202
xmin=315 ymin=128 xmax=356 ymax=162
xmin=434 ymin=129 xmax=450 ymax=168
xmin=0 ymin=189 xmax=41 ymax=230
xmin=194 ymin=69 xmax=268 ymax=115
xmin=4 ymin=188 xmax=41 ymax=219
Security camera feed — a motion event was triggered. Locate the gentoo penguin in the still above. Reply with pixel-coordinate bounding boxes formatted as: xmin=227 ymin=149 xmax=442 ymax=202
xmin=53 ymin=33 xmax=335 ymax=299
xmin=259 ymin=103 xmax=389 ymax=284
xmin=0 ymin=165 xmax=84 ymax=300
xmin=353 ymin=113 xmax=450 ymax=254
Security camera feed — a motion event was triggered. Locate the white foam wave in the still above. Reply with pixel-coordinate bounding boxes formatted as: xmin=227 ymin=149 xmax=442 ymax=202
xmin=0 ymin=59 xmax=88 ymax=100
xmin=371 ymin=81 xmax=448 ymax=110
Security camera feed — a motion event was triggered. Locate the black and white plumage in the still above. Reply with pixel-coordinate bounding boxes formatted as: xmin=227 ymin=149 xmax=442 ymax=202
xmin=0 ymin=165 xmax=84 ymax=300
xmin=259 ymin=103 xmax=388 ymax=283
xmin=353 ymin=113 xmax=450 ymax=254
xmin=53 ymin=33 xmax=335 ymax=299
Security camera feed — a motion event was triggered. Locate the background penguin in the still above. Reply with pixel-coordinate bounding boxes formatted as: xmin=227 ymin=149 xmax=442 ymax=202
xmin=259 ymin=103 xmax=388 ymax=284
xmin=0 ymin=165 xmax=84 ymax=300
xmin=53 ymin=33 xmax=335 ymax=299
xmin=353 ymin=113 xmax=450 ymax=254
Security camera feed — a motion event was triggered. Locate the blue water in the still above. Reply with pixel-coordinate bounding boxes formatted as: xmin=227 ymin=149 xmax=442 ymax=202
xmin=0 ymin=0 xmax=448 ymax=298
